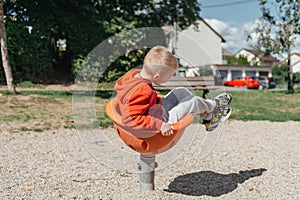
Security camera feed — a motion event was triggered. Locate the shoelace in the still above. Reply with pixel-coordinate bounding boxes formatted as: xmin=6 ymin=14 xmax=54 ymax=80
xmin=218 ymin=95 xmax=232 ymax=106
xmin=213 ymin=103 xmax=230 ymax=120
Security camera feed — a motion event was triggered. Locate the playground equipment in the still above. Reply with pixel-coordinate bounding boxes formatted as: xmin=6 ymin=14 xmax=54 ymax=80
xmin=105 ymin=96 xmax=194 ymax=191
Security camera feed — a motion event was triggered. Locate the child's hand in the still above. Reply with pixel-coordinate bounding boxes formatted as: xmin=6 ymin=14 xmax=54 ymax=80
xmin=160 ymin=122 xmax=174 ymax=136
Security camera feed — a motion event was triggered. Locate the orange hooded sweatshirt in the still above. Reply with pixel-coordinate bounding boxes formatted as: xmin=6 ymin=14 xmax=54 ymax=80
xmin=115 ymin=69 xmax=163 ymax=133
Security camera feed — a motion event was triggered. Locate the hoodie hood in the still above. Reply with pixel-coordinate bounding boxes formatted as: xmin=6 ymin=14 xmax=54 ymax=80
xmin=115 ymin=69 xmax=152 ymax=102
xmin=114 ymin=68 xmax=163 ymax=132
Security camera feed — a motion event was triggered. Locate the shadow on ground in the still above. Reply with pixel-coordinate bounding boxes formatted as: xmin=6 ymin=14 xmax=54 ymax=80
xmin=164 ymin=168 xmax=267 ymax=197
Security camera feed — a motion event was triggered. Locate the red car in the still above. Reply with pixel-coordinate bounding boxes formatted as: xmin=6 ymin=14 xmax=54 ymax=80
xmin=224 ymin=76 xmax=260 ymax=89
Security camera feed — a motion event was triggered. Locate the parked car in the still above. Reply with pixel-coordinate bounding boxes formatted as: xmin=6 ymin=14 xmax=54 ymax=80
xmin=255 ymin=76 xmax=276 ymax=89
xmin=224 ymin=76 xmax=260 ymax=89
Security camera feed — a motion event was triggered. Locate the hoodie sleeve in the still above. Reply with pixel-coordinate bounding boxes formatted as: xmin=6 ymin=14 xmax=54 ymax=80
xmin=121 ymin=84 xmax=163 ymax=131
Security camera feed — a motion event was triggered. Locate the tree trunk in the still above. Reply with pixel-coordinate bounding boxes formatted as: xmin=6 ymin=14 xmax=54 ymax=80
xmin=0 ymin=0 xmax=16 ymax=93
xmin=287 ymin=45 xmax=294 ymax=93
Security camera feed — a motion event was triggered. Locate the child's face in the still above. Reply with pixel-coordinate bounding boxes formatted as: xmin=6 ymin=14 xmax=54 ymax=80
xmin=153 ymin=68 xmax=176 ymax=85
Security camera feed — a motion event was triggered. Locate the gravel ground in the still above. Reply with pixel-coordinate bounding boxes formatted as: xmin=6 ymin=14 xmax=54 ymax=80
xmin=0 ymin=120 xmax=299 ymax=199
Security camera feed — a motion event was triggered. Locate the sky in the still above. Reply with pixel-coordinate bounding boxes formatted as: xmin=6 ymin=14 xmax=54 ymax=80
xmin=198 ymin=0 xmax=300 ymax=55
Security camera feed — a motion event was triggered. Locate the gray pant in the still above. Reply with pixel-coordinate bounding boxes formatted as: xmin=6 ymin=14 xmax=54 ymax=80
xmin=162 ymin=87 xmax=215 ymax=123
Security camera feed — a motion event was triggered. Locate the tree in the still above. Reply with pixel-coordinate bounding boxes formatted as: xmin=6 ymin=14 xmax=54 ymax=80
xmin=0 ymin=0 xmax=16 ymax=93
xmin=248 ymin=0 xmax=300 ymax=93
xmin=223 ymin=55 xmax=250 ymax=65
xmin=77 ymin=0 xmax=201 ymax=82
xmin=2 ymin=0 xmax=201 ymax=83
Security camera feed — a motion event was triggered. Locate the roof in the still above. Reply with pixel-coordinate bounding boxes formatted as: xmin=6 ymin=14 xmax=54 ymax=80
xmin=222 ymin=48 xmax=233 ymax=56
xmin=235 ymin=48 xmax=258 ymax=55
xmin=260 ymin=55 xmax=279 ymax=62
xmin=291 ymin=53 xmax=300 ymax=57
xmin=163 ymin=18 xmax=226 ymax=43
xmin=236 ymin=48 xmax=279 ymax=62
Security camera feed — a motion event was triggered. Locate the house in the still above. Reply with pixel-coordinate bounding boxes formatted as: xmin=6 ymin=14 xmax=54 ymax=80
xmin=163 ymin=18 xmax=225 ymax=76
xmin=222 ymin=48 xmax=233 ymax=56
xmin=163 ymin=22 xmax=279 ymax=81
xmin=235 ymin=48 xmax=279 ymax=67
xmin=222 ymin=48 xmax=233 ymax=64
xmin=215 ymin=64 xmax=275 ymax=82
xmin=291 ymin=53 xmax=300 ymax=73
xmin=215 ymin=48 xmax=280 ymax=81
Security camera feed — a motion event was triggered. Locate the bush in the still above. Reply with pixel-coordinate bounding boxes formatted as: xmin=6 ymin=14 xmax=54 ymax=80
xmin=272 ymin=64 xmax=288 ymax=85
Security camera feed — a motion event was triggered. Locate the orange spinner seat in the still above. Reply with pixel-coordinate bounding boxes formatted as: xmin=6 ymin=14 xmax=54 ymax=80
xmin=105 ymin=97 xmax=194 ymax=154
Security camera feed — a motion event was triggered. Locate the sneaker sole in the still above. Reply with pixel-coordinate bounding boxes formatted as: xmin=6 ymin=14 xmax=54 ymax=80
xmin=215 ymin=93 xmax=233 ymax=106
xmin=220 ymin=107 xmax=232 ymax=122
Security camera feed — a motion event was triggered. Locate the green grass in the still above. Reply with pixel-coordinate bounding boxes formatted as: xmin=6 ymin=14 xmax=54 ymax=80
xmin=212 ymin=89 xmax=300 ymax=122
xmin=0 ymin=88 xmax=299 ymax=132
xmin=17 ymin=81 xmax=45 ymax=88
xmin=0 ymin=89 xmax=113 ymax=132
xmin=1 ymin=89 xmax=73 ymax=98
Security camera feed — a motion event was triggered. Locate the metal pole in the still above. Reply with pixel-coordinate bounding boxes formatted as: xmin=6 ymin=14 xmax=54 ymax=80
xmin=138 ymin=154 xmax=156 ymax=191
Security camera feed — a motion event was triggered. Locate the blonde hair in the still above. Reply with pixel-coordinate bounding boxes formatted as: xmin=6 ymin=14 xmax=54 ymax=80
xmin=143 ymin=46 xmax=178 ymax=74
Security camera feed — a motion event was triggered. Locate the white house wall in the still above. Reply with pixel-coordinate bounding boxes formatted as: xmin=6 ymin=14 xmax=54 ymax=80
xmin=176 ymin=20 xmax=223 ymax=68
xmin=291 ymin=54 xmax=300 ymax=73
xmin=293 ymin=61 xmax=300 ymax=73
xmin=216 ymin=65 xmax=273 ymax=81
xmin=235 ymin=49 xmax=258 ymax=65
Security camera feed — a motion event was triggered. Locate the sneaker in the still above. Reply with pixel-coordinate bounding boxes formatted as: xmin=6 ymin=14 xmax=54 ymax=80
xmin=214 ymin=93 xmax=232 ymax=106
xmin=204 ymin=106 xmax=232 ymax=131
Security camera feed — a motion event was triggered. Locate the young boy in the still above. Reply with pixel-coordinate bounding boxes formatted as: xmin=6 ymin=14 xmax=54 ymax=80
xmin=115 ymin=46 xmax=232 ymax=136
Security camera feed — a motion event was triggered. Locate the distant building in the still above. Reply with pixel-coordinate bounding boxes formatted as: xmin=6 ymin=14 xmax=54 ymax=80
xmin=291 ymin=53 xmax=300 ymax=73
xmin=235 ymin=48 xmax=279 ymax=67
xmin=163 ymin=23 xmax=280 ymax=81
xmin=216 ymin=64 xmax=274 ymax=81
xmin=222 ymin=48 xmax=233 ymax=56
xmin=164 ymin=18 xmax=225 ymax=76
xmin=222 ymin=48 xmax=233 ymax=65
xmin=216 ymin=48 xmax=280 ymax=81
